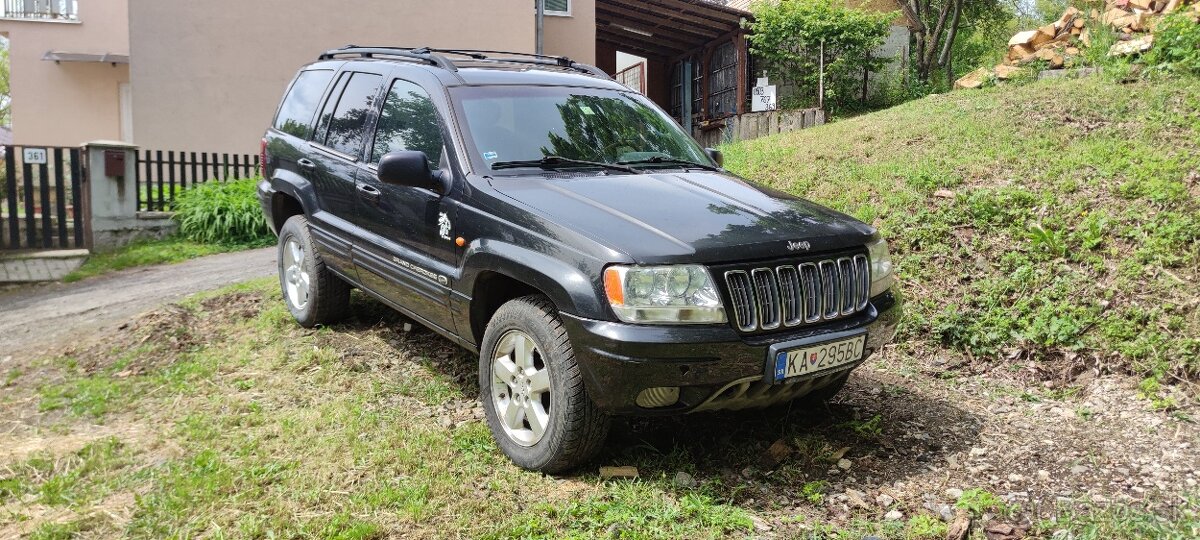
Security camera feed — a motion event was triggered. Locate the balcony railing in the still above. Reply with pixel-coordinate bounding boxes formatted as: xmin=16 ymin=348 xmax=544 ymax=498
xmin=1 ymin=0 xmax=78 ymax=21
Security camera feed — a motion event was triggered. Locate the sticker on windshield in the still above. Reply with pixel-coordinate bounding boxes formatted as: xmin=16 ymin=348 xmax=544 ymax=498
xmin=579 ymin=105 xmax=596 ymax=115
xmin=483 ymin=151 xmax=499 ymax=160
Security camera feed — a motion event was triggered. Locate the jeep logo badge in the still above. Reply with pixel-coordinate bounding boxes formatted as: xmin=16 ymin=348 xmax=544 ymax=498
xmin=787 ymin=240 xmax=812 ymax=252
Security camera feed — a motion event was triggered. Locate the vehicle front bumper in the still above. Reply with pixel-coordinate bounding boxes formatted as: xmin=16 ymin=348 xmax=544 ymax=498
xmin=562 ymin=289 xmax=902 ymax=415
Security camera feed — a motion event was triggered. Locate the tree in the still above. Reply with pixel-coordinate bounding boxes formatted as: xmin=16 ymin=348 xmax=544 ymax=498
xmin=746 ymin=0 xmax=895 ymax=113
xmin=903 ymin=0 xmax=1009 ymax=87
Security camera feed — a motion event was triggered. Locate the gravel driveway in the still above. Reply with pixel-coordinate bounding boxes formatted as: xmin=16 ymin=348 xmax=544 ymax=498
xmin=0 ymin=247 xmax=276 ymax=360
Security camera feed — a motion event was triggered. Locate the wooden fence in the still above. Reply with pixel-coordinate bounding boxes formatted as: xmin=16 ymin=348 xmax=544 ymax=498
xmin=138 ymin=150 xmax=260 ymax=212
xmin=694 ymin=108 xmax=826 ymax=148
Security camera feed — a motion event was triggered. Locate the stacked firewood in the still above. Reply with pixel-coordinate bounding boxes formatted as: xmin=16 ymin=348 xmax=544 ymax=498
xmin=954 ymin=0 xmax=1198 ymax=89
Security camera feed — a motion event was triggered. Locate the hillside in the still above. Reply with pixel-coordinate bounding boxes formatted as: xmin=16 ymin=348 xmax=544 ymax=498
xmin=723 ymin=76 xmax=1200 ymax=396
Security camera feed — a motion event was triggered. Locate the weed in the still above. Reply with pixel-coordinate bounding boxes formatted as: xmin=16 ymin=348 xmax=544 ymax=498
xmin=956 ymin=488 xmax=1012 ymax=517
xmin=801 ymin=480 xmax=828 ymax=504
xmin=906 ymin=513 xmax=948 ymax=539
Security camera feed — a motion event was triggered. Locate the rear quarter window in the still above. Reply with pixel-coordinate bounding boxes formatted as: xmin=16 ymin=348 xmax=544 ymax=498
xmin=274 ymin=69 xmax=335 ymax=138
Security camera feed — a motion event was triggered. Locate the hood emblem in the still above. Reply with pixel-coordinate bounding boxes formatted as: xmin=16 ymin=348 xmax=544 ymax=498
xmin=786 ymin=240 xmax=812 ymax=252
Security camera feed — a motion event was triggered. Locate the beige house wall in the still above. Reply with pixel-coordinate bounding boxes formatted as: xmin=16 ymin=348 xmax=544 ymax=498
xmin=0 ymin=0 xmax=130 ymax=146
xmin=129 ymin=0 xmax=537 ymax=155
xmin=543 ymin=0 xmax=596 ymax=65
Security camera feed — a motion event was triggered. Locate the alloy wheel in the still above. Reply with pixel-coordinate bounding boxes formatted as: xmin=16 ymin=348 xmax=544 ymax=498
xmin=282 ymin=237 xmax=311 ymax=310
xmin=490 ymin=330 xmax=552 ymax=446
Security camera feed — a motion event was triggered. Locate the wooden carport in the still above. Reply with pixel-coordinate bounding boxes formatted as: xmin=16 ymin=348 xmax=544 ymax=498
xmin=593 ymin=0 xmax=751 ymax=134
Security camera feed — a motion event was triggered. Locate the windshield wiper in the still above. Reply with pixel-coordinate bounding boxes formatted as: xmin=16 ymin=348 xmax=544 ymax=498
xmin=617 ymin=156 xmax=722 ymax=172
xmin=490 ymin=155 xmax=638 ymax=175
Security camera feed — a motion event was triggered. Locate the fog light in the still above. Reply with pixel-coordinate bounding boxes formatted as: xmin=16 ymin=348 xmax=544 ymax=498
xmin=635 ymin=387 xmax=680 ymax=408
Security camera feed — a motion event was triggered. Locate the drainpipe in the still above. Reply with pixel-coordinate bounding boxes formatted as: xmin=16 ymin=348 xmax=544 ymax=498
xmin=536 ymin=0 xmax=545 ymax=55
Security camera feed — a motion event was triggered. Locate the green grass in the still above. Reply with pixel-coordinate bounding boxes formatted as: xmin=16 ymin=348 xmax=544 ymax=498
xmin=722 ymin=75 xmax=1200 ymax=384
xmin=63 ymin=236 xmax=270 ymax=283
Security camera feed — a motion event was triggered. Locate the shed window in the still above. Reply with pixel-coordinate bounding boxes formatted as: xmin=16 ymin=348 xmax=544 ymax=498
xmin=536 ymin=0 xmax=570 ymax=15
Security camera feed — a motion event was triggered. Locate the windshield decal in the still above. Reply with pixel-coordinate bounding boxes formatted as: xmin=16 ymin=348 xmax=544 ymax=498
xmin=483 ymin=151 xmax=499 ymax=160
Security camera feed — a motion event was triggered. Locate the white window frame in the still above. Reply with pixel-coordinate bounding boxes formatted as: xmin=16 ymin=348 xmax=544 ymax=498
xmin=536 ymin=0 xmax=571 ymax=17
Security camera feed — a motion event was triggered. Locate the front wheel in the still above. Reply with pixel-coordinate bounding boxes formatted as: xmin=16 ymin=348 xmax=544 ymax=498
xmin=277 ymin=215 xmax=351 ymax=328
xmin=479 ymin=296 xmax=610 ymax=473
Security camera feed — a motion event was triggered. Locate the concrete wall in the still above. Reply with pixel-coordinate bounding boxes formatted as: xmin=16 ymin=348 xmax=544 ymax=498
xmin=129 ymin=0 xmax=537 ymax=155
xmin=543 ymin=0 xmax=596 ymax=65
xmin=0 ymin=0 xmax=130 ymax=146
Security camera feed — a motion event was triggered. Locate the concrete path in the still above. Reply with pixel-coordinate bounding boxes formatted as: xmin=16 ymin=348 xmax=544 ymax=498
xmin=0 ymin=247 xmax=276 ymax=359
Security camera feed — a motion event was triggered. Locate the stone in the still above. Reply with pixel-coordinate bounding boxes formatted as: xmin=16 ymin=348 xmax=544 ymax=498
xmin=673 ymin=471 xmax=697 ymax=489
xmin=946 ymin=488 xmax=965 ymax=500
xmin=1070 ymin=465 xmax=1089 ymax=474
xmin=1037 ymin=470 xmax=1051 ymax=481
xmin=876 ymin=493 xmax=895 ymax=507
xmin=837 ymin=459 xmax=852 ymax=470
xmin=884 ymin=509 xmax=904 ymax=521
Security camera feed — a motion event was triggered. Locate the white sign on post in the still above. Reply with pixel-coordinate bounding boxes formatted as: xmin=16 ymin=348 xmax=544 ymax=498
xmin=23 ymin=148 xmax=48 ymax=165
xmin=752 ymin=77 xmax=777 ymax=113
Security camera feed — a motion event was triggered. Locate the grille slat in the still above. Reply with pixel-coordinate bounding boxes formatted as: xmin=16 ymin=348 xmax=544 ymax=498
xmin=751 ymin=269 xmax=781 ymax=330
xmin=724 ymin=254 xmax=870 ymax=333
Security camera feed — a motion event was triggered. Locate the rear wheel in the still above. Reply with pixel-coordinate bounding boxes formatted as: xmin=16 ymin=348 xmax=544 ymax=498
xmin=277 ymin=215 xmax=351 ymax=328
xmin=479 ymin=295 xmax=610 ymax=473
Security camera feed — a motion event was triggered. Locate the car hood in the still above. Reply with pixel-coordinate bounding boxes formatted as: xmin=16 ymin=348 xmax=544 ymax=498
xmin=489 ymin=171 xmax=875 ymax=264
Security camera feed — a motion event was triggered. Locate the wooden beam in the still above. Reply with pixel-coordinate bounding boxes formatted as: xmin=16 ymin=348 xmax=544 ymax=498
xmin=735 ymin=34 xmax=748 ymax=116
xmin=602 ymin=0 xmax=736 ymax=33
xmin=596 ymin=3 xmax=725 ymax=42
xmin=600 ymin=24 xmax=697 ymax=52
xmin=597 ymin=0 xmax=734 ymax=33
xmin=597 ymin=36 xmax=680 ymax=59
xmin=595 ymin=10 xmax=715 ymax=48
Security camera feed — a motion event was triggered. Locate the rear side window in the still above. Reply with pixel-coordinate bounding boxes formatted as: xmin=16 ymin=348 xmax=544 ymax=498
xmin=274 ymin=69 xmax=334 ymax=138
xmin=323 ymin=73 xmax=384 ymax=157
xmin=370 ymin=79 xmax=445 ymax=165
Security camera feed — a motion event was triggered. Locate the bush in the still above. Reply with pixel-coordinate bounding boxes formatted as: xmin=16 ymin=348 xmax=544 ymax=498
xmin=173 ymin=177 xmax=272 ymax=245
xmin=746 ymin=0 xmax=895 ymax=114
xmin=1145 ymin=12 xmax=1200 ymax=76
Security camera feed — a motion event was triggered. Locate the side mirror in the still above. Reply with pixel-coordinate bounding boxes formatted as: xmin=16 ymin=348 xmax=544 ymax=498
xmin=377 ymin=151 xmax=450 ymax=194
xmin=704 ymin=148 xmax=724 ymax=168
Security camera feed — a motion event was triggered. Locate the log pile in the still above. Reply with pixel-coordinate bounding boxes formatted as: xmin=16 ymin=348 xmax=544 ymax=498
xmin=954 ymin=0 xmax=1199 ymax=89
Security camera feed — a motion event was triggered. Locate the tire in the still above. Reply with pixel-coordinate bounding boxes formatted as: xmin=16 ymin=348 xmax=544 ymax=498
xmin=277 ymin=214 xmax=351 ymax=328
xmin=479 ymin=295 xmax=610 ymax=473
xmin=798 ymin=371 xmax=850 ymax=404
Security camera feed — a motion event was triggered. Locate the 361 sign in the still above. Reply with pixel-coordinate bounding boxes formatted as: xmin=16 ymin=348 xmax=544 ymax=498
xmin=22 ymin=148 xmax=48 ymax=165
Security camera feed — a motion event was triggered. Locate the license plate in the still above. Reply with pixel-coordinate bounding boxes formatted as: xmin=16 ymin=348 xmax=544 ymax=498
xmin=772 ymin=335 xmax=866 ymax=382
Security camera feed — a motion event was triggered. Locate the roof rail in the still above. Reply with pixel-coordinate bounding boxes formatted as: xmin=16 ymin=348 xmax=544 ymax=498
xmin=318 ymin=45 xmax=457 ymax=71
xmin=316 ymin=46 xmax=610 ymax=79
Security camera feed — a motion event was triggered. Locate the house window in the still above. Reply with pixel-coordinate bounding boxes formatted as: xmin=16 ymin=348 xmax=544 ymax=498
xmin=536 ymin=0 xmax=570 ymax=16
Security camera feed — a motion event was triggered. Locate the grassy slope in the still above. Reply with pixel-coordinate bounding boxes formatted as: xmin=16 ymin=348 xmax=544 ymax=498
xmin=723 ymin=76 xmax=1200 ymax=386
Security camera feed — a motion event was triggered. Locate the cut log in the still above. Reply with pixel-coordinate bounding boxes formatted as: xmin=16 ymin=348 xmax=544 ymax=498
xmin=1050 ymin=54 xmax=1065 ymax=68
xmin=1081 ymin=27 xmax=1092 ymax=47
xmin=1128 ymin=0 xmax=1152 ymax=10
xmin=954 ymin=67 xmax=991 ymax=90
xmin=993 ymin=64 xmax=1023 ymax=79
xmin=1104 ymin=7 xmax=1131 ymax=25
xmin=1066 ymin=46 xmax=1081 ymax=55
xmin=1009 ymin=43 xmax=1038 ymax=61
xmin=1108 ymin=34 xmax=1154 ymax=56
xmin=1112 ymin=14 xmax=1139 ymax=28
xmin=1009 ymin=30 xmax=1041 ymax=46
xmin=1131 ymin=12 xmax=1150 ymax=31
xmin=1163 ymin=0 xmax=1181 ymax=13
xmin=1074 ymin=18 xmax=1086 ymax=28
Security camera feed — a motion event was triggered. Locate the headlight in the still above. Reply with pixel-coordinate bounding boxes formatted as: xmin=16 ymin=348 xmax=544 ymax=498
xmin=603 ymin=265 xmax=727 ymax=324
xmin=867 ymin=238 xmax=896 ymax=297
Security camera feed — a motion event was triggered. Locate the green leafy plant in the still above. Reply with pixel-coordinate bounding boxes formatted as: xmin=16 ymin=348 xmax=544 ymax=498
xmin=1027 ymin=223 xmax=1067 ymax=258
xmin=173 ymin=178 xmax=272 ymax=245
xmin=801 ymin=480 xmax=828 ymax=504
xmin=906 ymin=513 xmax=948 ymax=539
xmin=956 ymin=488 xmax=1012 ymax=517
xmin=1145 ymin=12 xmax=1200 ymax=76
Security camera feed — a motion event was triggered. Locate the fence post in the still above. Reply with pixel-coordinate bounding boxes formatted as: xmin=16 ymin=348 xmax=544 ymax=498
xmin=83 ymin=140 xmax=143 ymax=251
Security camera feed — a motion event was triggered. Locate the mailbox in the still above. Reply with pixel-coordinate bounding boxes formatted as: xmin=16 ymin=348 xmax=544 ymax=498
xmin=104 ymin=150 xmax=126 ymax=178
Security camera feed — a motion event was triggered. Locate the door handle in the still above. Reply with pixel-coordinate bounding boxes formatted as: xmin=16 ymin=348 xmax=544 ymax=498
xmin=357 ymin=184 xmax=382 ymax=201
xmin=297 ymin=158 xmax=316 ymax=170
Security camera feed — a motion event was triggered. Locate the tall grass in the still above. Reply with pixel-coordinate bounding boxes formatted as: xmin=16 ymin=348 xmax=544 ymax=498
xmin=174 ymin=178 xmax=272 ymax=245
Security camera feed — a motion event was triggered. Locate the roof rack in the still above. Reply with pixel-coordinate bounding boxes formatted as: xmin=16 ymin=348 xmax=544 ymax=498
xmin=317 ymin=46 xmax=610 ymax=79
xmin=318 ymin=45 xmax=456 ymax=71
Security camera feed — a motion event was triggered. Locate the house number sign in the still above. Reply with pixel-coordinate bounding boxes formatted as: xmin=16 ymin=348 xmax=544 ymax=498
xmin=23 ymin=148 xmax=48 ymax=165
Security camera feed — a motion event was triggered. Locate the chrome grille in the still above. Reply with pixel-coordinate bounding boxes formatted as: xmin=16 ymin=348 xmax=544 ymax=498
xmin=723 ymin=254 xmax=871 ymax=332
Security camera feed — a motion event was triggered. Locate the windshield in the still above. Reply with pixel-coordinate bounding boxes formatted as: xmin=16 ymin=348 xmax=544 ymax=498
xmin=450 ymin=85 xmax=713 ymax=172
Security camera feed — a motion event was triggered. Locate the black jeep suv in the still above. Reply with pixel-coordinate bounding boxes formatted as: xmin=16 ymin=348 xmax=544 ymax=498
xmin=259 ymin=47 xmax=901 ymax=473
